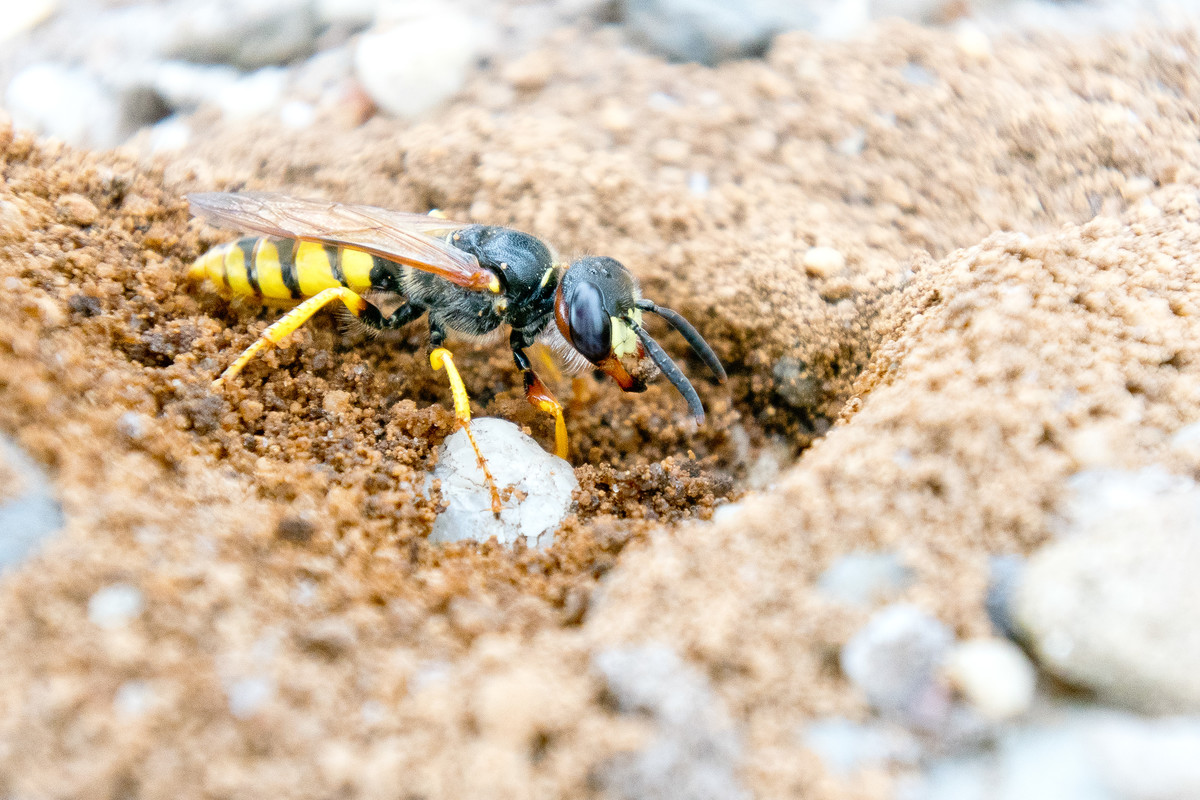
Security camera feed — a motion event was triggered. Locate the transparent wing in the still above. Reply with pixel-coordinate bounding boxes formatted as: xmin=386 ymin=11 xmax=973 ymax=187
xmin=188 ymin=192 xmax=498 ymax=292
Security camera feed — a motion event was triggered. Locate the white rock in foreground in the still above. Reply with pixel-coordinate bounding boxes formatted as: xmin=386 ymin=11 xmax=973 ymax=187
xmin=427 ymin=419 xmax=577 ymax=549
xmin=1016 ymin=467 xmax=1200 ymax=713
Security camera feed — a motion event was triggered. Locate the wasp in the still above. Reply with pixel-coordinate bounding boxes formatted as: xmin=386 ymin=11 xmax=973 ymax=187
xmin=187 ymin=192 xmax=726 ymax=509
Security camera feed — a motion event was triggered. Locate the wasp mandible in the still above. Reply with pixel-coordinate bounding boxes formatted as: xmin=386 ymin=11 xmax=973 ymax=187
xmin=187 ymin=192 xmax=727 ymax=503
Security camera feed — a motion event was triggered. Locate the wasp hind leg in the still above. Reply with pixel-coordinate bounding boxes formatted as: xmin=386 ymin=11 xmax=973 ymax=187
xmin=212 ymin=287 xmax=370 ymax=389
xmin=428 ymin=326 xmax=503 ymax=517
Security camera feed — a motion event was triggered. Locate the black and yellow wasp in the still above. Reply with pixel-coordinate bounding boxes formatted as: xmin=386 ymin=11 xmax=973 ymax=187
xmin=188 ymin=192 xmax=726 ymax=506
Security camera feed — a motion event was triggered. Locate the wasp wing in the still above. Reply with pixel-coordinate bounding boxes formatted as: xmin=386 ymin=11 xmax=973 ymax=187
xmin=188 ymin=192 xmax=499 ymax=293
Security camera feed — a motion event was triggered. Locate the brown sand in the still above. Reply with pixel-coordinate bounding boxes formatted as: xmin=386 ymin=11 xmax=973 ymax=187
xmin=2 ymin=20 xmax=1200 ymax=800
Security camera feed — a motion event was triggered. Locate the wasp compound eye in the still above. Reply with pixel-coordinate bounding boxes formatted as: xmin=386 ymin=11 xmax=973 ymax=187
xmin=564 ymin=281 xmax=611 ymax=363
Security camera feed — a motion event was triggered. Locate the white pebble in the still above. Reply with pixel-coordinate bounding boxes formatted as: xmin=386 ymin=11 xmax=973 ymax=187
xmin=215 ymin=67 xmax=287 ymax=119
xmin=88 ymin=583 xmax=144 ymax=629
xmin=226 ymin=675 xmax=274 ymax=718
xmin=427 ymin=418 xmax=578 ymax=548
xmin=6 ymin=63 xmax=121 ymax=148
xmin=114 ymin=680 xmax=155 ymax=717
xmin=944 ymin=638 xmax=1036 ymax=721
xmin=152 ymin=61 xmax=240 ymax=111
xmin=147 ymin=117 xmax=191 ymax=154
xmin=354 ymin=8 xmax=490 ymax=119
xmin=280 ymin=100 xmax=316 ymax=129
xmin=803 ymin=246 xmax=846 ymax=277
xmin=817 ymin=551 xmax=912 ymax=608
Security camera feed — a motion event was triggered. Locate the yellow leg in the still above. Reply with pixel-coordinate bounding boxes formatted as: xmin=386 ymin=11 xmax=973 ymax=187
xmin=212 ymin=288 xmax=368 ymax=389
xmin=430 ymin=347 xmax=503 ymax=517
xmin=524 ymin=371 xmax=568 ymax=459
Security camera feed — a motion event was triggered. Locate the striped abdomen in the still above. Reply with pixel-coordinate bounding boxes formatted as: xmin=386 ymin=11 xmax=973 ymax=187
xmin=189 ymin=237 xmax=395 ymax=301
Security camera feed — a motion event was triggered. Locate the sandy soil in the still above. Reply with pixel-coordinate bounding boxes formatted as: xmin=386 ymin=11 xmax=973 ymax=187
xmin=2 ymin=20 xmax=1200 ymax=800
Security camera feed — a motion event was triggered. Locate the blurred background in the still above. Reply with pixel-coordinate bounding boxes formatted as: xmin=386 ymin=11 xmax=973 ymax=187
xmin=3 ymin=0 xmax=1195 ymax=152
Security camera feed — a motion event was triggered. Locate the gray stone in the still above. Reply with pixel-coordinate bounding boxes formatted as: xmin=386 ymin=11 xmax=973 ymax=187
xmin=816 ymin=551 xmax=912 ymax=608
xmin=622 ymin=0 xmax=866 ymax=66
xmin=903 ymin=707 xmax=1200 ymax=800
xmin=593 ymin=644 xmax=749 ymax=800
xmin=985 ymin=554 xmax=1024 ymax=640
xmin=426 ymin=418 xmax=578 ymax=549
xmin=772 ymin=356 xmax=823 ymax=410
xmin=1090 ymin=714 xmax=1200 ymax=799
xmin=841 ymin=604 xmax=953 ymax=721
xmin=162 ymin=0 xmax=319 ymax=69
xmin=803 ymin=717 xmax=920 ymax=776
xmin=1016 ymin=468 xmax=1200 ymax=713
xmin=0 ymin=434 xmax=65 ymax=571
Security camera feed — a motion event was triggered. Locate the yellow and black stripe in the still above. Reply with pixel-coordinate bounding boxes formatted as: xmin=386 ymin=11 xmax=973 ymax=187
xmin=189 ymin=237 xmax=397 ymax=301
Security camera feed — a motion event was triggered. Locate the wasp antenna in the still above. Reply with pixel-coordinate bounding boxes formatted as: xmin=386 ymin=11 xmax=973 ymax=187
xmin=636 ymin=299 xmax=727 ymax=383
xmin=635 ymin=326 xmax=705 ymax=422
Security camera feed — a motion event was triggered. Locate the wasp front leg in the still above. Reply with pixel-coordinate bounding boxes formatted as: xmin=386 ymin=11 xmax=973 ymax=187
xmin=511 ymin=331 xmax=568 ymax=459
xmin=428 ymin=322 xmax=503 ymax=517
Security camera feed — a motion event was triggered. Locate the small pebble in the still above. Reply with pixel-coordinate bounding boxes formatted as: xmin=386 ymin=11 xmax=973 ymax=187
xmin=114 ymin=680 xmax=155 ymax=718
xmin=280 ymin=99 xmax=316 ymax=129
xmin=55 ymin=193 xmax=99 ymax=226
xmin=0 ymin=434 xmax=65 ymax=571
xmin=6 ymin=63 xmax=121 ymax=148
xmin=944 ymin=638 xmax=1036 ymax=721
xmin=652 ymin=138 xmax=690 ymax=165
xmin=817 ymin=551 xmax=912 ymax=608
xmin=503 ymin=50 xmax=555 ymax=91
xmin=954 ymin=22 xmax=993 ymax=60
xmin=985 ymin=553 xmax=1024 ymax=640
xmin=354 ymin=8 xmax=489 ymax=119
xmin=88 ymin=583 xmax=144 ymax=629
xmin=426 ymin=418 xmax=578 ymax=548
xmin=803 ymin=246 xmax=846 ymax=278
xmin=803 ymin=717 xmax=920 ymax=776
xmin=600 ymin=100 xmax=634 ymax=134
xmin=226 ymin=675 xmax=274 ymax=718
xmin=841 ymin=604 xmax=953 ymax=719
xmin=215 ymin=67 xmax=287 ymax=119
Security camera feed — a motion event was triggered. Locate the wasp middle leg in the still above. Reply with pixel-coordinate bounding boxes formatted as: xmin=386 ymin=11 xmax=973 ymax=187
xmin=428 ymin=321 xmax=503 ymax=517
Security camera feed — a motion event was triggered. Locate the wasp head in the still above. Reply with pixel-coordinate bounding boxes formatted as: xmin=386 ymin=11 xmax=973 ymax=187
xmin=555 ymin=256 xmax=727 ymax=422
